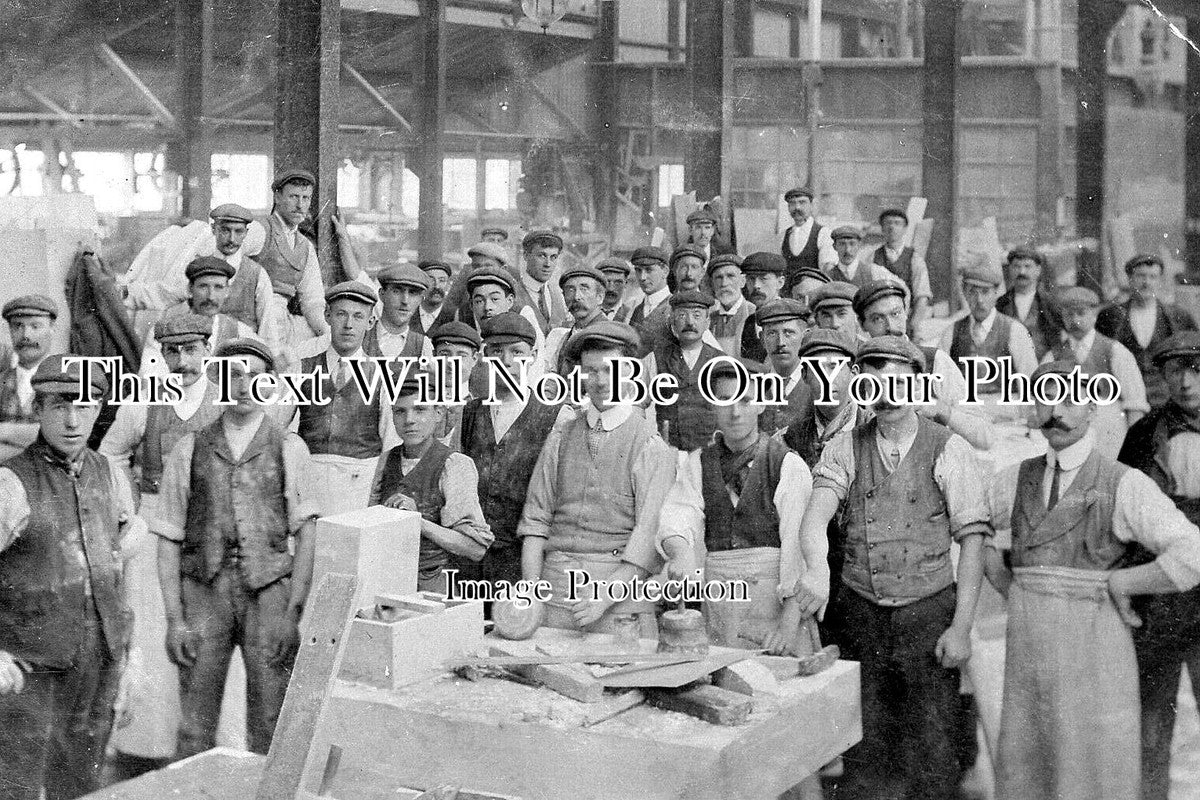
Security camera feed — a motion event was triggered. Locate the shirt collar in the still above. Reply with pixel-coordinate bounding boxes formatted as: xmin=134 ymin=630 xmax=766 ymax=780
xmin=838 ymin=259 xmax=858 ymax=279
xmin=972 ymin=308 xmax=997 ymax=337
xmin=1047 ymin=429 xmax=1095 ymax=472
xmin=377 ymin=319 xmax=410 ymax=338
xmin=273 ymin=211 xmax=297 ymax=233
xmin=644 ymin=286 xmax=670 ymax=311
xmin=584 ymin=399 xmax=633 ymax=431
xmin=521 ymin=273 xmax=546 ymax=297
xmin=224 ymin=249 xmax=244 ymax=269
xmin=716 ymin=295 xmax=745 ymax=316
xmin=1066 ymin=329 xmax=1096 ymax=351
xmin=325 ymin=347 xmax=366 ymax=369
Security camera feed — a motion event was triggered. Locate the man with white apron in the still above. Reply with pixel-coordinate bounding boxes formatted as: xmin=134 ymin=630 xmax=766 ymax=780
xmin=518 ymin=321 xmax=676 ymax=636
xmin=658 ymin=358 xmax=816 ymax=654
xmin=985 ymin=359 xmax=1200 ymax=800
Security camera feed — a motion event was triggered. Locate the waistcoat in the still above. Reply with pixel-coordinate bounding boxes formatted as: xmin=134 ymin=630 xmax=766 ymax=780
xmin=949 ymin=313 xmax=1015 ymax=393
xmin=297 ymin=355 xmax=383 ymax=459
xmin=221 ymin=258 xmax=265 ymax=329
xmin=653 ymin=339 xmax=724 ymax=452
xmin=782 ymin=222 xmax=823 ymax=275
xmin=701 ymin=436 xmax=787 ymax=551
xmin=140 ymin=380 xmax=224 ymax=494
xmin=252 ymin=215 xmax=308 ymax=299
xmin=0 ymin=365 xmax=35 ymax=423
xmin=873 ymin=245 xmax=915 ymax=290
xmin=364 ymin=324 xmax=426 ymax=360
xmin=1051 ymin=333 xmax=1115 ymax=376
xmin=376 ymin=441 xmax=453 ymax=580
xmin=826 ymin=263 xmax=876 ymax=290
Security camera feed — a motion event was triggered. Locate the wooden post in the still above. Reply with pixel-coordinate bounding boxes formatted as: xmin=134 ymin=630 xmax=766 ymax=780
xmin=166 ymin=0 xmax=213 ymax=220
xmin=590 ymin=0 xmax=619 ymax=236
xmin=418 ymin=0 xmax=447 ymax=263
xmin=920 ymin=0 xmax=963 ymax=302
xmin=1183 ymin=17 xmax=1200 ymax=284
xmin=686 ymin=0 xmax=734 ymax=206
xmin=275 ymin=0 xmax=342 ymax=286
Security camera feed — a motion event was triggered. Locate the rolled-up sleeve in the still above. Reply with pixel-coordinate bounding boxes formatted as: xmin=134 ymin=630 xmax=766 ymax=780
xmin=1114 ymin=468 xmax=1200 ymax=590
xmin=151 ymin=434 xmax=195 ymax=543
xmin=439 ymin=453 xmax=494 ymax=549
xmin=776 ymin=452 xmax=813 ymax=599
xmin=656 ymin=450 xmax=705 ymax=557
xmin=934 ymin=434 xmax=994 ymax=540
xmin=622 ymin=434 xmax=677 ymax=573
xmin=811 ymin=429 xmax=855 ymax=501
xmin=281 ymin=433 xmax=320 ymax=533
xmin=517 ymin=424 xmax=563 ymax=541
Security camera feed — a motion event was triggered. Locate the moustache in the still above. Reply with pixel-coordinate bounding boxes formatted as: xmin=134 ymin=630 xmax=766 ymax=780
xmin=15 ymin=340 xmax=36 ymax=349
xmin=427 ymin=288 xmax=446 ymax=302
xmin=1039 ymin=417 xmax=1073 ymax=432
xmin=568 ymin=302 xmax=583 ymax=312
xmin=680 ymin=326 xmax=698 ymax=334
xmin=196 ymin=300 xmax=219 ymax=312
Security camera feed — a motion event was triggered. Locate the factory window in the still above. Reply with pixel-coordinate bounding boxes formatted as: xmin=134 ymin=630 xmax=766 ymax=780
xmin=132 ymin=152 xmax=165 ymax=213
xmin=443 ymin=158 xmax=478 ymax=211
xmin=211 ymin=153 xmax=271 ymax=210
xmin=0 ymin=146 xmax=45 ymax=196
xmin=730 ymin=125 xmax=808 ymax=210
xmin=401 ymin=168 xmax=420 ymax=219
xmin=657 ymin=163 xmax=684 ymax=209
xmin=485 ymin=158 xmax=521 ymax=210
xmin=958 ymin=125 xmax=1037 ymax=243
xmin=617 ymin=0 xmax=684 ymax=61
xmin=962 ymin=0 xmax=1029 ymax=57
xmin=73 ymin=152 xmax=136 ymax=214
xmin=338 ymin=160 xmax=361 ymax=209
xmin=818 ymin=124 xmax=923 ymax=222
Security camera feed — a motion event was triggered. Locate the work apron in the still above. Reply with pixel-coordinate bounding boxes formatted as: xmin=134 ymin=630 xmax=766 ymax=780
xmin=996 ymin=565 xmax=1139 ymax=800
xmin=309 ymin=453 xmax=378 ymax=517
xmin=541 ymin=550 xmax=657 ymax=637
xmin=703 ymin=547 xmax=819 ymax=655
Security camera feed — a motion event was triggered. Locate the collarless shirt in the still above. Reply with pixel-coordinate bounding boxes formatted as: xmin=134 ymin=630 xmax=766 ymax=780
xmin=490 ymin=395 xmax=528 ymax=442
xmin=1128 ymin=301 xmax=1158 ymax=349
xmin=1013 ymin=288 xmax=1037 ymax=321
xmin=641 ymin=286 xmax=671 ymax=318
xmin=788 ymin=218 xmax=814 ymax=255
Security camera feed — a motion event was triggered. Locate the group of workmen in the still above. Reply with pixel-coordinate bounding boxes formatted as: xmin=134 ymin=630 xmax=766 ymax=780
xmin=0 ymin=169 xmax=1199 ymax=800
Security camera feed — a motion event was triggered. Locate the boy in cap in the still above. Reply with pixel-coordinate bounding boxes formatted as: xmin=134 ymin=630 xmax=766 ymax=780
xmin=429 ymin=321 xmax=482 ymax=447
xmin=685 ymin=207 xmax=735 ymax=264
xmin=826 ymin=225 xmax=898 ymax=289
xmin=154 ymin=338 xmax=318 ymax=759
xmin=207 ymin=203 xmax=277 ymax=340
xmin=707 ymin=254 xmax=753 ymax=356
xmin=465 ymin=267 xmax=547 ymax=359
xmin=0 ymin=356 xmax=134 ymax=800
xmin=370 ymin=372 xmax=492 ymax=594
xmin=1045 ymin=286 xmax=1148 ymax=458
xmin=364 ymin=264 xmax=435 ymax=360
xmin=100 ymin=314 xmax=224 ymax=771
xmin=740 ymin=252 xmax=788 ymax=362
xmin=869 ymin=209 xmax=933 ymax=328
xmin=596 ymin=257 xmax=634 ymax=323
xmin=938 ymin=259 xmax=1038 ymax=391
xmin=519 ymin=322 xmax=675 ymax=635
xmin=794 ymin=335 xmax=992 ymax=800
xmin=996 ymin=246 xmax=1063 ymax=360
xmin=1117 ymin=332 xmax=1200 ymax=800
xmin=544 ymin=265 xmax=608 ymax=373
xmin=517 ymin=231 xmax=567 ymax=333
xmin=810 ymin=281 xmax=862 ymax=339
xmin=658 ymin=357 xmax=816 ymax=655
xmin=985 ymin=359 xmax=1200 ymax=800
xmin=0 ymin=295 xmax=57 ymax=462
xmin=781 ymin=187 xmax=836 ymax=281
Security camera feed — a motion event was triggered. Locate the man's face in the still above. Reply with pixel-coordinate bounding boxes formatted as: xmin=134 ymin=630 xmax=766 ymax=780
xmin=380 ymin=283 xmax=425 ymax=326
xmin=273 ymin=182 xmax=312 ymax=227
xmin=433 ymin=342 xmax=480 ymax=388
xmin=963 ymin=281 xmax=998 ymax=321
xmin=709 ymin=265 xmax=745 ymax=308
xmin=562 ymin=277 xmax=603 ymax=323
xmin=470 ymin=255 xmax=503 ymax=271
xmin=482 ymin=232 xmax=507 ymax=245
xmin=634 ymin=261 xmax=669 ymax=295
xmin=189 ymin=276 xmax=230 ymax=317
xmin=670 ymin=306 xmax=709 ymax=347
xmin=1009 ymin=257 xmax=1042 ymax=292
xmin=859 ymin=360 xmax=917 ymax=423
xmin=787 ymin=196 xmax=812 ymax=223
xmin=880 ymin=215 xmax=907 ymax=245
xmin=1034 ymin=393 xmax=1093 ymax=451
xmin=861 ymin=296 xmax=908 ymax=338
xmin=471 ymin=285 xmax=515 ymax=321
xmin=790 ymin=278 xmax=826 ymax=316
xmin=804 ymin=351 xmax=854 ymax=411
xmin=212 ymin=220 xmax=248 ymax=256
xmin=581 ymin=346 xmax=625 ymax=410
xmin=1063 ymin=305 xmax=1098 ymax=338
xmin=834 ymin=237 xmax=859 ymax=265
xmin=524 ymin=245 xmax=560 ymax=283
xmin=484 ymin=340 xmax=534 ymax=390
xmin=8 ymin=315 xmax=53 ymax=368
xmin=816 ymin=304 xmax=856 ymax=334
xmin=1164 ymin=356 xmax=1200 ymax=417
xmin=163 ymin=339 xmax=210 ymax=387
xmin=602 ymin=272 xmax=627 ymax=308
xmin=325 ymin=298 xmax=372 ymax=354
xmin=762 ymin=319 xmax=804 ymax=373
xmin=746 ymin=273 xmax=783 ymax=306
xmin=225 ymin=354 xmax=270 ymax=417
xmin=36 ymin=392 xmax=100 ymax=459
xmin=424 ymin=269 xmax=451 ymax=305
xmin=673 ymin=256 xmax=706 ymax=293
xmin=689 ymin=221 xmax=715 ymax=247
xmin=1129 ymin=264 xmax=1163 ymax=304
xmin=713 ymin=376 xmax=762 ymax=443
xmin=392 ymin=393 xmax=444 ymax=448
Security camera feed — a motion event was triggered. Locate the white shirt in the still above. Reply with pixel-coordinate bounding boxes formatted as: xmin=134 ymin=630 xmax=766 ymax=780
xmin=787 ymin=218 xmax=837 ymax=267
xmin=100 ymin=375 xmax=213 ymax=478
xmin=1012 ymin=287 xmax=1037 ymax=322
xmin=680 ymin=343 xmax=704 ymax=371
xmin=715 ymin=295 xmax=746 ymax=316
xmin=585 ymin=400 xmax=634 ymax=432
xmin=521 ymin=273 xmax=553 ymax=316
xmin=489 ymin=396 xmax=527 ymax=442
xmin=274 ymin=212 xmax=298 ymax=249
xmin=640 ymin=286 xmax=671 ymax=318
xmin=782 ymin=363 xmax=805 ymax=399
xmin=13 ymin=359 xmax=42 ymax=412
xmin=419 ymin=306 xmax=441 ymax=334
xmin=1128 ymin=301 xmax=1158 ymax=349
xmin=374 ymin=321 xmax=435 ymax=361
xmin=222 ymin=412 xmax=265 ymax=461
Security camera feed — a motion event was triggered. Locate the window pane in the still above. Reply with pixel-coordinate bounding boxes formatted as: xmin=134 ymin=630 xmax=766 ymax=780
xmin=658 ymin=163 xmax=684 ymax=208
xmin=619 ymin=0 xmax=669 ymax=44
xmin=73 ymin=151 xmax=131 ymax=214
xmin=485 ymin=158 xmax=518 ymax=210
xmin=211 ymin=153 xmax=271 ymax=209
xmin=443 ymin=158 xmax=477 ymax=211
xmin=402 ymin=168 xmax=420 ymax=219
xmin=754 ymin=9 xmax=792 ymax=57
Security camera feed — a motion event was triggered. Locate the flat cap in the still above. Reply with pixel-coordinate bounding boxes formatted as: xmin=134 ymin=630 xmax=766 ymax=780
xmin=429 ymin=321 xmax=481 ymax=350
xmin=755 ymin=298 xmax=808 ymax=327
xmin=155 ymin=313 xmax=213 ymax=344
xmin=686 ymin=207 xmax=719 ymax=225
xmin=1030 ymin=359 xmax=1077 ymax=383
xmin=855 ymin=335 xmax=926 ymax=372
xmin=741 ymin=252 xmax=787 ymax=275
xmin=798 ymin=327 xmax=859 ymax=360
xmin=853 ymin=279 xmax=908 ymax=317
xmin=810 ymin=281 xmax=858 ymax=312
xmin=465 ymin=266 xmax=515 ymax=294
xmin=1057 ymin=286 xmax=1100 ymax=310
xmin=792 ymin=266 xmax=831 ymax=285
xmin=419 ymin=259 xmax=453 ymax=276
xmin=209 ymin=203 xmax=254 ymax=224
xmin=708 ymin=357 xmax=768 ymax=382
xmin=1124 ymin=253 xmax=1164 ymax=274
xmin=830 ymin=225 xmax=863 ymax=242
xmin=596 ymin=257 xmax=632 ymax=277
xmin=214 ymin=337 xmax=275 ymax=372
xmin=669 ymin=289 xmax=716 ymax=310
xmin=325 ymin=281 xmax=378 ymax=307
xmin=784 ymin=187 xmax=814 ymax=201
xmin=522 ymin=230 xmax=563 ymax=251
xmin=707 ymin=253 xmax=744 ymax=275
xmin=1151 ymin=331 xmax=1200 ymax=367
xmin=2 ymin=294 xmax=58 ymax=321
xmin=558 ymin=264 xmax=607 ymax=288
xmin=378 ymin=263 xmax=432 ymax=291
xmin=670 ymin=245 xmax=706 ymax=268
xmin=467 ymin=241 xmax=510 ymax=265
xmin=1006 ymin=246 xmax=1045 ymax=266
xmin=271 ymin=168 xmax=315 ymax=192
xmin=879 ymin=208 xmax=909 ymax=224
xmin=480 ymin=226 xmax=509 ymax=240
xmin=185 ymin=256 xmax=235 ymax=283
xmin=480 ymin=311 xmax=537 ymax=346
xmin=630 ymin=246 xmax=670 ymax=267
xmin=562 ymin=320 xmax=641 ymax=363
xmin=960 ymin=259 xmax=1004 ymax=287
xmin=31 ymin=354 xmax=109 ymax=398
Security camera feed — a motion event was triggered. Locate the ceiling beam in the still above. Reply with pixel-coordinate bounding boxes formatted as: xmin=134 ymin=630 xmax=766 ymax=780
xmin=94 ymin=43 xmax=179 ymax=129
xmin=22 ymin=85 xmax=83 ymax=129
xmin=342 ymin=62 xmax=414 ymax=132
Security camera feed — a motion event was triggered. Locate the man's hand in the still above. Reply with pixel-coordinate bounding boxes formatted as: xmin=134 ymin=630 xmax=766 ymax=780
xmin=383 ymin=492 xmax=419 ymax=513
xmin=1109 ymin=570 xmax=1143 ymax=628
xmin=570 ymin=596 xmax=612 ymax=629
xmin=331 ymin=214 xmax=348 ymax=239
xmin=165 ymin=619 xmax=199 ymax=668
xmin=661 ymin=536 xmax=698 ymax=583
xmin=268 ymin=609 xmax=302 ymax=668
xmin=0 ymin=651 xmax=25 ymax=695
xmin=934 ymin=623 xmax=972 ymax=669
xmin=793 ymin=566 xmax=831 ymax=620
xmin=761 ymin=606 xmax=802 ymax=656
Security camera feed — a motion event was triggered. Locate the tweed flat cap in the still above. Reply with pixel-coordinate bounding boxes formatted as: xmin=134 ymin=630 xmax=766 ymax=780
xmin=378 ymin=263 xmax=432 ymax=291
xmin=429 ymin=321 xmax=482 ymax=349
xmin=325 ymin=281 xmax=377 ymax=307
xmin=741 ymin=252 xmax=787 ymax=275
xmin=784 ymin=187 xmax=814 ymax=201
xmin=1030 ymin=359 xmax=1078 ymax=382
xmin=755 ymin=298 xmax=808 ymax=326
xmin=466 ymin=266 xmax=515 ymax=294
xmin=961 ymin=259 xmax=1005 ymax=287
xmin=1006 ymin=246 xmax=1045 ymax=266
xmin=670 ymin=244 xmax=706 ymax=267
xmin=209 ymin=203 xmax=254 ymax=224
xmin=811 ymin=281 xmax=858 ymax=312
xmin=155 ymin=313 xmax=213 ymax=344
xmin=562 ymin=320 xmax=641 ymax=362
xmin=855 ymin=335 xmax=925 ymax=372
xmin=669 ymin=289 xmax=716 ymax=310
xmin=271 ymin=168 xmax=315 ymax=192
xmin=853 ymin=280 xmax=908 ymax=317
xmin=596 ymin=257 xmax=632 ymax=277
xmin=419 ymin=259 xmax=453 ymax=276
xmin=630 ymin=246 xmax=670 ymax=266
xmin=798 ymin=327 xmax=859 ymax=360
xmin=793 ymin=266 xmax=831 ymax=285
xmin=522 ymin=230 xmax=563 ymax=251
xmin=830 ymin=225 xmax=863 ymax=242
xmin=2 ymin=294 xmax=58 ymax=321
xmin=214 ymin=338 xmax=275 ymax=371
xmin=481 ymin=311 xmax=537 ymax=346
xmin=707 ymin=253 xmax=744 ymax=275
xmin=1124 ymin=253 xmax=1164 ymax=274
xmin=686 ymin=207 xmax=719 ymax=225
xmin=708 ymin=356 xmax=768 ymax=381
xmin=467 ymin=242 xmax=510 ymax=265
xmin=31 ymin=354 xmax=109 ymax=398
xmin=480 ymin=226 xmax=509 ymax=240
xmin=558 ymin=264 xmax=607 ymax=289
xmin=185 ymin=256 xmax=235 ymax=283
xmin=1151 ymin=331 xmax=1200 ymax=367
xmin=1057 ymin=286 xmax=1101 ymax=310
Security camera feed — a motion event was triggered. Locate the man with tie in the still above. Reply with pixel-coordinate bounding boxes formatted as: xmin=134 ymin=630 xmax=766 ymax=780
xmin=544 ymin=265 xmax=609 ymax=374
xmin=995 ymin=246 xmax=1063 ymax=360
xmin=517 ymin=230 xmax=567 ymax=334
xmin=739 ymin=252 xmax=788 ymax=362
xmin=869 ymin=209 xmax=933 ymax=329
xmin=780 ymin=187 xmax=836 ymax=287
xmin=207 ymin=204 xmax=276 ymax=340
xmin=597 ymin=257 xmax=633 ymax=322
xmin=825 ymin=225 xmax=900 ymax=290
xmin=627 ymin=247 xmax=673 ymax=357
xmin=685 ymin=207 xmax=735 ymax=265
xmin=708 ymin=254 xmax=753 ymax=357
xmin=414 ymin=260 xmax=453 ymax=336
xmin=755 ymin=298 xmax=814 ymax=435
xmin=362 ymin=264 xmax=435 ymax=361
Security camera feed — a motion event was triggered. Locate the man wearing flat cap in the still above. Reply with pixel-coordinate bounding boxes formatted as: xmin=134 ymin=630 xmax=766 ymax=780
xmin=1097 ymin=253 xmax=1198 ymax=408
xmin=684 ymin=207 xmax=735 ymax=265
xmin=461 ymin=267 xmax=547 ymax=360
xmin=825 ymin=225 xmax=899 ymax=291
xmin=251 ymin=168 xmax=329 ymax=357
xmin=362 ymin=264 xmax=435 ymax=361
xmin=868 ymin=209 xmax=934 ymax=328
xmin=938 ymin=258 xmax=1038 ymax=392
xmin=516 ymin=230 xmax=568 ymax=334
xmin=754 ymin=298 xmax=814 ymax=436
xmin=0 ymin=295 xmax=57 ymax=462
xmin=545 ymin=265 xmax=609 ymax=373
xmin=670 ymin=245 xmax=708 ymax=295
xmin=480 ymin=226 xmax=509 ymax=246
xmin=740 ymin=252 xmax=788 ymax=362
xmin=519 ymin=321 xmax=675 ymax=635
xmin=0 ymin=355 xmax=137 ymax=800
xmin=207 ymin=203 xmax=277 ymax=343
xmin=154 ymin=338 xmax=319 ymax=760
xmin=708 ymin=254 xmax=753 ymax=357
xmin=413 ymin=260 xmax=453 ymax=336
xmin=787 ymin=265 xmax=829 ymax=322
xmin=1117 ymin=331 xmax=1200 ymax=800
xmin=996 ymin=246 xmax=1063 ymax=360
xmin=596 ymin=258 xmax=634 ymax=323
xmin=1044 ymin=285 xmax=1148 ymax=458
xmin=429 ymin=321 xmax=483 ymax=447
xmin=984 ymin=359 xmax=1200 ymax=800
xmin=100 ymin=314 xmax=223 ymax=770
xmin=810 ymin=281 xmax=863 ymax=340
xmin=781 ymin=187 xmax=836 ymax=284
xmin=796 ymin=335 xmax=992 ymax=800
xmin=627 ymin=247 xmax=673 ymax=356
xmin=455 ymin=312 xmax=563 ymax=596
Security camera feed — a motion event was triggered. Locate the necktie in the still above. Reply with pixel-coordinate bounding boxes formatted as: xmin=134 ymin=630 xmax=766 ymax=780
xmin=586 ymin=417 xmax=605 ymax=460
xmin=1048 ymin=463 xmax=1062 ymax=511
xmin=537 ymin=287 xmax=550 ymax=323
xmin=334 ymin=359 xmax=350 ymax=391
